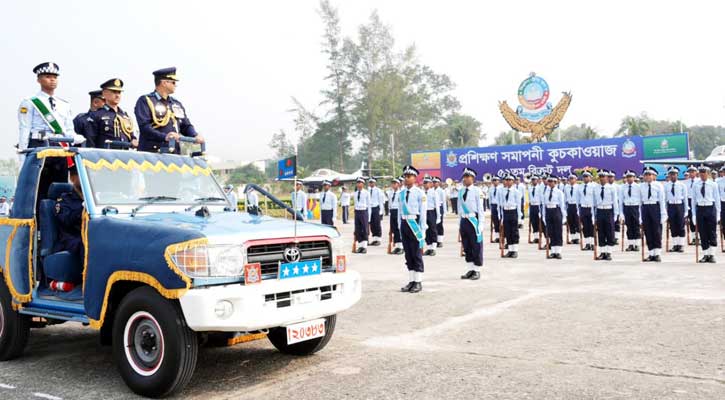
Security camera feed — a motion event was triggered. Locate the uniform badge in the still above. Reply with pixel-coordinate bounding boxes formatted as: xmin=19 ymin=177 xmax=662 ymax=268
xmin=19 ymin=107 xmax=27 ymax=114
xmin=171 ymin=104 xmax=185 ymax=118
xmin=114 ymin=79 xmax=121 ymax=87
xmin=154 ymin=103 xmax=167 ymax=115
xmin=422 ymin=195 xmax=427 ymax=203
xmin=244 ymin=263 xmax=262 ymax=285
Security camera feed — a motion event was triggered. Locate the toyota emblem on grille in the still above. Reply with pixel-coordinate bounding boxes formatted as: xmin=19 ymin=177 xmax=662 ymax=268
xmin=283 ymin=246 xmax=301 ymax=263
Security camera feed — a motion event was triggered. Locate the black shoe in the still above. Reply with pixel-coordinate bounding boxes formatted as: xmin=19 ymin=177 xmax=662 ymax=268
xmin=625 ymin=245 xmax=633 ymax=252
xmin=428 ymin=250 xmax=436 ymax=256
xmin=504 ymin=244 xmax=509 ymax=249
xmin=370 ymin=241 xmax=381 ymax=246
xmin=437 ymin=242 xmax=443 ymax=248
xmin=652 ymin=255 xmax=661 ymax=262
xmin=358 ymin=247 xmax=367 ymax=254
xmin=675 ymin=245 xmax=684 ymax=253
xmin=460 ymin=271 xmax=475 ymax=279
xmin=698 ymin=256 xmax=709 ymax=263
xmin=554 ymin=254 xmax=562 ymax=259
xmin=470 ymin=271 xmax=481 ymax=280
xmin=533 ymin=238 xmax=539 ymax=244
xmin=547 ymin=254 xmax=556 ymax=259
xmin=708 ymin=255 xmax=716 ymax=263
xmin=409 ymin=282 xmax=422 ymax=293
xmin=690 ymin=240 xmax=697 ymax=246
xmin=503 ymin=251 xmax=512 ymax=258
xmin=643 ymin=255 xmax=653 ymax=262
xmin=510 ymin=251 xmax=518 ymax=258
xmin=400 ymin=282 xmax=414 ymax=292
xmin=614 ymin=239 xmax=619 ymax=245
xmin=604 ymin=253 xmax=612 ymax=261
xmin=571 ymin=239 xmax=579 ymax=244
xmin=518 ymin=224 xmax=523 ymax=229
xmin=596 ymin=253 xmax=605 ymax=260
xmin=633 ymin=245 xmax=640 ymax=251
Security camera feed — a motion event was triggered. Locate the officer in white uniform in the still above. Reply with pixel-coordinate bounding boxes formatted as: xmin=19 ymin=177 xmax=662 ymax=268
xmin=619 ymin=170 xmax=642 ymax=251
xmin=245 ymin=186 xmax=259 ymax=214
xmin=433 ymin=177 xmax=447 ymax=247
xmin=528 ymin=175 xmax=543 ymax=244
xmin=664 ymin=166 xmax=688 ymax=252
xmin=340 ymin=186 xmax=351 ymax=224
xmin=224 ymin=184 xmax=238 ymax=211
xmin=398 ymin=166 xmax=427 ymax=293
xmin=319 ymin=180 xmax=337 ymax=227
xmin=541 ymin=176 xmax=567 ymax=258
xmin=594 ymin=170 xmax=620 ymax=260
xmin=387 ymin=178 xmax=403 ymax=254
xmin=292 ymin=182 xmax=308 ymax=221
xmin=458 ymin=167 xmax=485 ymax=279
xmin=577 ymin=170 xmax=598 ymax=251
xmin=692 ymin=165 xmax=721 ymax=263
xmin=368 ymin=178 xmax=385 ymax=246
xmin=353 ymin=177 xmax=372 ymax=253
xmin=489 ymin=176 xmax=502 ymax=242
xmin=685 ymin=166 xmax=700 ymax=243
xmin=498 ymin=174 xmax=522 ymax=258
xmin=423 ymin=177 xmax=440 ymax=255
xmin=640 ymin=167 xmax=667 ymax=262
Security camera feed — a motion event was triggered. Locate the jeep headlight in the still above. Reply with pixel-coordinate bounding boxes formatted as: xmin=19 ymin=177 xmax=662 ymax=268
xmin=171 ymin=245 xmax=246 ymax=277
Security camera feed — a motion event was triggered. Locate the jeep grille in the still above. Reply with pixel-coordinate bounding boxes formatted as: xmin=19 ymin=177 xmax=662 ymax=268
xmin=246 ymin=240 xmax=332 ymax=278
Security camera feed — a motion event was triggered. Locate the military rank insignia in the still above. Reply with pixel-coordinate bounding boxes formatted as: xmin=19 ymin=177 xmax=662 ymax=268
xmin=244 ymin=262 xmax=262 ymax=285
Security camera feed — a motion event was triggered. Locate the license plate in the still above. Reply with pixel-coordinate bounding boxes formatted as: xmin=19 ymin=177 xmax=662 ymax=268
xmin=286 ymin=318 xmax=326 ymax=345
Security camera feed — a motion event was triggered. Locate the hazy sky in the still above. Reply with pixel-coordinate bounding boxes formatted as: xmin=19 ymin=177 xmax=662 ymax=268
xmin=2 ymin=0 xmax=724 ymax=164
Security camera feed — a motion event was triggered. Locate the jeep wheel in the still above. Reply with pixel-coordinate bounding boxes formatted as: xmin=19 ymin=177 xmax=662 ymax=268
xmin=112 ymin=286 xmax=198 ymax=398
xmin=0 ymin=277 xmax=30 ymax=361
xmin=267 ymin=315 xmax=336 ymax=356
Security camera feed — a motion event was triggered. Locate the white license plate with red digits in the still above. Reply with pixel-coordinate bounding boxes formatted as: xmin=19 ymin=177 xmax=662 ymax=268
xmin=286 ymin=318 xmax=326 ymax=344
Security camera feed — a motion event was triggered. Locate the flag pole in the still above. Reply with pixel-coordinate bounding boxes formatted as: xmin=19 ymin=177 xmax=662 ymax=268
xmin=293 ymin=144 xmax=298 ymax=244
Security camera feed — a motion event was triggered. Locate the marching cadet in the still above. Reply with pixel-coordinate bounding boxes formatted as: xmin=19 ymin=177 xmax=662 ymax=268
xmin=423 ymin=177 xmax=440 ymax=256
xmin=353 ymin=177 xmax=372 ymax=253
xmin=368 ymin=178 xmax=385 ymax=246
xmin=718 ymin=166 xmax=725 ymax=242
xmin=564 ymin=174 xmax=581 ymax=244
xmin=499 ymin=174 xmax=522 ymax=258
xmin=594 ymin=170 xmax=619 ymax=260
xmin=340 ymin=186 xmax=351 ymax=224
xmin=387 ymin=178 xmax=403 ymax=254
xmin=490 ymin=176 xmax=502 ymax=243
xmin=84 ymin=79 xmax=138 ymax=149
xmin=619 ymin=170 xmax=642 ymax=252
xmin=577 ymin=170 xmax=597 ymax=251
xmin=433 ymin=177 xmax=447 ymax=247
xmin=541 ymin=176 xmax=566 ymax=259
xmin=692 ymin=166 xmax=721 ymax=263
xmin=640 ymin=167 xmax=667 ymax=262
xmin=73 ymin=90 xmax=104 ymax=135
xmin=398 ymin=166 xmax=427 ymax=293
xmin=664 ymin=167 xmax=688 ymax=252
xmin=458 ymin=167 xmax=484 ymax=279
xmin=134 ymin=67 xmax=205 ymax=153
xmin=319 ymin=180 xmax=337 ymax=227
xmin=516 ymin=176 xmax=526 ymax=227
xmin=528 ymin=175 xmax=543 ymax=243
xmin=685 ymin=165 xmax=699 ymax=243
xmin=607 ymin=171 xmax=621 ymax=245
xmin=292 ymin=182 xmax=308 ymax=221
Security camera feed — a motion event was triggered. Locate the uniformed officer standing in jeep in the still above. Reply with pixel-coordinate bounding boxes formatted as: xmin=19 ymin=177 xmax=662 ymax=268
xmin=134 ymin=67 xmax=205 ymax=153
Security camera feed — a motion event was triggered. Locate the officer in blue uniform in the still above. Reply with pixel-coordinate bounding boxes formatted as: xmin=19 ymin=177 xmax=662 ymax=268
xmin=84 ymin=79 xmax=138 ymax=149
xmin=499 ymin=174 xmax=522 ymax=258
xmin=594 ymin=170 xmax=619 ymax=260
xmin=368 ymin=178 xmax=385 ymax=246
xmin=619 ymin=170 xmax=642 ymax=251
xmin=388 ymin=178 xmax=403 ymax=254
xmin=563 ymin=174 xmax=580 ymax=244
xmin=640 ymin=167 xmax=667 ymax=262
xmin=528 ymin=175 xmax=543 ymax=243
xmin=73 ymin=90 xmax=104 ymax=136
xmin=685 ymin=165 xmax=699 ymax=243
xmin=319 ymin=180 xmax=337 ymax=227
xmin=489 ymin=176 xmax=502 ymax=243
xmin=423 ymin=177 xmax=439 ymax=256
xmin=664 ymin=166 xmax=688 ymax=252
xmin=692 ymin=166 xmax=721 ymax=263
xmin=353 ymin=177 xmax=372 ymax=253
xmin=577 ymin=170 xmax=598 ymax=251
xmin=134 ymin=67 xmax=205 ymax=153
xmin=54 ymin=165 xmax=85 ymax=282
xmin=398 ymin=165 xmax=427 ymax=293
xmin=541 ymin=176 xmax=567 ymax=259
xmin=458 ymin=167 xmax=484 ymax=279
xmin=433 ymin=177 xmax=447 ymax=247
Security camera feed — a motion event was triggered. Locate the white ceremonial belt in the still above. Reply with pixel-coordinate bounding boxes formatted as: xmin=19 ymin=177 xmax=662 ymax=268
xmin=624 ymin=202 xmax=639 ymax=206
xmin=580 ymin=205 xmax=592 ymax=208
xmin=354 ymin=207 xmax=368 ymax=210
xmin=667 ymin=201 xmax=682 ymax=204
xmin=597 ymin=205 xmax=613 ymax=209
xmin=529 ymin=202 xmax=540 ymax=206
xmin=642 ymin=201 xmax=658 ymax=205
xmin=401 ymin=215 xmax=418 ymax=220
xmin=30 ymin=131 xmax=55 ymax=140
xmin=320 ymin=208 xmax=333 ymax=211
xmin=503 ymin=206 xmax=517 ymax=210
xmin=567 ymin=202 xmax=577 ymax=205
xmin=460 ymin=213 xmax=476 ymax=218
xmin=546 ymin=204 xmax=559 ymax=209
xmin=697 ymin=202 xmax=714 ymax=206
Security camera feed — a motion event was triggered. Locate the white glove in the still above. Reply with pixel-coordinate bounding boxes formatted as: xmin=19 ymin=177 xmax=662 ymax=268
xmin=72 ymin=134 xmax=86 ymax=145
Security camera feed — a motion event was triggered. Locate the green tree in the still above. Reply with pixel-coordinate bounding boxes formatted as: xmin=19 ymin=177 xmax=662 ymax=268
xmin=616 ymin=113 xmax=651 ymax=136
xmin=268 ymin=129 xmax=294 ymax=159
xmin=444 ymin=113 xmax=483 ymax=147
xmin=554 ymin=124 xmax=600 ymax=141
xmin=493 ymin=130 xmax=523 ymax=145
xmin=227 ymin=164 xmax=266 ymax=186
xmin=688 ymin=125 xmax=725 ymax=159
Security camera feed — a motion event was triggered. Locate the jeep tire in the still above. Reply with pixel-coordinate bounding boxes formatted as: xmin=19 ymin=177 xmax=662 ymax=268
xmin=112 ymin=286 xmax=198 ymax=398
xmin=0 ymin=277 xmax=30 ymax=361
xmin=267 ymin=315 xmax=336 ymax=356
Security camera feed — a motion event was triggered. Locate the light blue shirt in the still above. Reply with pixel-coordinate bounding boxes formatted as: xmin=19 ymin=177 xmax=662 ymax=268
xmin=369 ymin=186 xmax=385 ymax=210
xmin=541 ymin=186 xmax=567 ymax=222
xmin=564 ymin=183 xmax=579 ymax=205
xmin=435 ymin=186 xmax=447 ymax=213
xmin=17 ymin=91 xmax=82 ymax=161
xmin=577 ymin=181 xmax=598 ymax=208
xmin=619 ymin=182 xmax=642 ymax=210
xmin=691 ymin=179 xmax=721 ymax=222
xmin=353 ymin=189 xmax=373 ymax=223
xmin=640 ymin=181 xmax=667 ymax=224
xmin=528 ymin=184 xmax=543 ymax=206
xmin=489 ymin=185 xmax=502 ymax=205
xmin=292 ymin=190 xmax=308 ymax=221
xmin=319 ymin=189 xmax=338 ymax=221
xmin=386 ymin=189 xmax=401 ymax=210
xmin=497 ymin=186 xmax=522 ymax=221
xmin=594 ymin=183 xmax=620 ymax=216
xmin=686 ymin=177 xmax=700 ymax=199
xmin=717 ymin=177 xmax=725 ymax=200
xmin=397 ymin=186 xmax=427 ymax=231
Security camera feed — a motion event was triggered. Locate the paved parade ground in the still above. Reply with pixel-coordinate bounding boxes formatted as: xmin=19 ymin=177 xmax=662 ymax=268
xmin=1 ymin=216 xmax=725 ymax=400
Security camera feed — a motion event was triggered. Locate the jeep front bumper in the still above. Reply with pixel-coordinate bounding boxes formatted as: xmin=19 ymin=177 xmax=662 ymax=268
xmin=178 ymin=271 xmax=362 ymax=332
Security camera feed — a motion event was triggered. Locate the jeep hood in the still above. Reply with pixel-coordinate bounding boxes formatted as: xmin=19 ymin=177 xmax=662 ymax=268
xmin=133 ymin=212 xmax=339 ymax=244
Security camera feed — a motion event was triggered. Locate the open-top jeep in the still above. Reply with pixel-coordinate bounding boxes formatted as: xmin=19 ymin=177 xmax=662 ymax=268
xmin=0 ymin=146 xmax=361 ymax=397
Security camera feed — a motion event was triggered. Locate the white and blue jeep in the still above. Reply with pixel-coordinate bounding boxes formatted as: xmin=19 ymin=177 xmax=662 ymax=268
xmin=0 ymin=146 xmax=361 ymax=398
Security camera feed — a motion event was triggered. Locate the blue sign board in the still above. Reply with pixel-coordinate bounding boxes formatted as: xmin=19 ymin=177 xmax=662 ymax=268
xmin=278 ymin=259 xmax=322 ymax=280
xmin=277 ymin=156 xmax=297 ymax=179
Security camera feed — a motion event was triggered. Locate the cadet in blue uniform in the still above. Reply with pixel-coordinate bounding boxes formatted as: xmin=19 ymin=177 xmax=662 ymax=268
xmin=619 ymin=170 xmax=642 ymax=252
xmin=541 ymin=176 xmax=567 ymax=259
xmin=368 ymin=178 xmax=385 ymax=246
xmin=685 ymin=166 xmax=699 ymax=243
xmin=319 ymin=180 xmax=337 ymax=227
xmin=528 ymin=175 xmax=543 ymax=243
xmin=499 ymin=174 xmax=522 ymax=258
xmin=433 ymin=177 xmax=447 ymax=247
xmin=387 ymin=178 xmax=403 ymax=254
xmin=423 ymin=177 xmax=440 ymax=256
xmin=692 ymin=166 xmax=721 ymax=263
xmin=664 ymin=167 xmax=688 ymax=252
xmin=563 ymin=174 xmax=580 ymax=244
xmin=134 ymin=67 xmax=205 ymax=153
xmin=84 ymin=79 xmax=138 ymax=149
xmin=54 ymin=165 xmax=85 ymax=282
xmin=608 ymin=171 xmax=621 ymax=245
xmin=398 ymin=166 xmax=427 ymax=293
xmin=489 ymin=176 xmax=502 ymax=243
xmin=640 ymin=167 xmax=667 ymax=262
xmin=73 ymin=90 xmax=104 ymax=136
xmin=578 ymin=170 xmax=598 ymax=251
xmin=594 ymin=170 xmax=619 ymax=260
xmin=458 ymin=167 xmax=484 ymax=279
xmin=353 ymin=177 xmax=372 ymax=253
